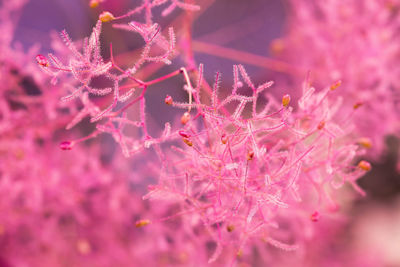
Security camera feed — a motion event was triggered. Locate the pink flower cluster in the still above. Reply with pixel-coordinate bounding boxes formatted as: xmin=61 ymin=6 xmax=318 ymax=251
xmin=144 ymin=64 xmax=372 ymax=264
xmin=276 ymin=0 xmax=400 ymax=157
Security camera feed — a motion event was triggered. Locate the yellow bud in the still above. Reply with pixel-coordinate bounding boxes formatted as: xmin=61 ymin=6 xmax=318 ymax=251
xmin=89 ymin=0 xmax=99 ymax=8
xmin=358 ymin=160 xmax=371 ymax=171
xmin=282 ymin=94 xmax=291 ymax=107
xmin=357 ymin=137 xmax=372 ymax=149
xmin=330 ymin=80 xmax=342 ymax=90
xmin=353 ymin=102 xmax=363 ymax=109
xmin=226 ymin=224 xmax=235 ymax=232
xmin=99 ymin=11 xmax=115 ymax=22
xmin=182 ymin=138 xmax=193 ymax=147
xmin=135 ymin=219 xmax=151 ymax=228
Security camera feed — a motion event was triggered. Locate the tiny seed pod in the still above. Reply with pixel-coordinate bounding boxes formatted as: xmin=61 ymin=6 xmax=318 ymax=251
xmin=310 ymin=211 xmax=320 ymax=222
xmin=60 ymin=141 xmax=73 ymax=150
xmin=226 ymin=224 xmax=235 ymax=232
xmin=221 ymin=134 xmax=228 ymax=144
xmin=36 ymin=54 xmax=49 ymax=67
xmin=317 ymin=121 xmax=325 ymax=130
xmin=179 ymin=130 xmax=190 ymax=138
xmin=246 ymin=150 xmax=254 ymax=161
xmin=164 ymin=95 xmax=173 ymax=105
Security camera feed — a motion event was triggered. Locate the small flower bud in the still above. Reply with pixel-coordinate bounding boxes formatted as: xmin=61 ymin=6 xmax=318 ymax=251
xmin=178 ymin=130 xmax=190 ymax=138
xmin=246 ymin=150 xmax=254 ymax=161
xmin=310 ymin=211 xmax=320 ymax=222
xmin=357 ymin=137 xmax=372 ymax=149
xmin=181 ymin=112 xmax=190 ymax=125
xmin=60 ymin=141 xmax=73 ymax=150
xmin=282 ymin=94 xmax=291 ymax=107
xmin=226 ymin=224 xmax=235 ymax=232
xmin=99 ymin=11 xmax=115 ymax=22
xmin=317 ymin=121 xmax=325 ymax=130
xmin=330 ymin=80 xmax=342 ymax=90
xmin=135 ymin=219 xmax=151 ymax=228
xmin=89 ymin=0 xmax=99 ymax=8
xmin=182 ymin=138 xmax=193 ymax=147
xmin=353 ymin=102 xmax=363 ymax=109
xmin=164 ymin=95 xmax=173 ymax=105
xmin=358 ymin=160 xmax=371 ymax=171
xmin=221 ymin=134 xmax=228 ymax=144
xmin=36 ymin=54 xmax=49 ymax=67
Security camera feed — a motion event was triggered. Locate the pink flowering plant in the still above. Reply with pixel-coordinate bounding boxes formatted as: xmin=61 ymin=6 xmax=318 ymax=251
xmin=1 ymin=0 xmax=399 ymax=266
